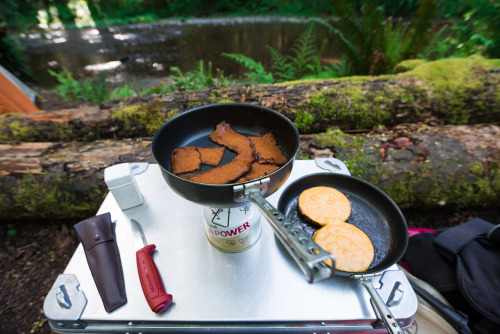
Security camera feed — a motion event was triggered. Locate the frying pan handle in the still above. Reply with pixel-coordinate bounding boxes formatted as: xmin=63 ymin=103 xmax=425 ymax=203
xmin=244 ymin=185 xmax=335 ymax=283
xmin=360 ymin=278 xmax=405 ymax=334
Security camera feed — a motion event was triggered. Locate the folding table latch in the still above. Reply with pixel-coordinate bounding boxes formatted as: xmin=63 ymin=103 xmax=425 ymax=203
xmin=43 ymin=274 xmax=87 ymax=330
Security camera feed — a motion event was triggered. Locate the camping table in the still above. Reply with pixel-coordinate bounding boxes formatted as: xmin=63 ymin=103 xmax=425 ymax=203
xmin=44 ymin=158 xmax=418 ymax=333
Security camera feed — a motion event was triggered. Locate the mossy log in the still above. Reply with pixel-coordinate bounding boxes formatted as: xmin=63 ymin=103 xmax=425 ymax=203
xmin=0 ymin=58 xmax=499 ymax=142
xmin=1 ymin=124 xmax=498 ymax=221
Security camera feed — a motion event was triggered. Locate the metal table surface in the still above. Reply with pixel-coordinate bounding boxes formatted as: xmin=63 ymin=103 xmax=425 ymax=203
xmin=44 ymin=159 xmax=418 ymax=333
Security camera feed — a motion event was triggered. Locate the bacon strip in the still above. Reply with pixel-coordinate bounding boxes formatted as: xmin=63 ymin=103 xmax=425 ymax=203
xmin=249 ymin=132 xmax=287 ymax=165
xmin=171 ymin=146 xmax=201 ymax=175
xmin=198 ymin=146 xmax=225 ymax=166
xmin=208 ymin=121 xmax=253 ymax=153
xmin=235 ymin=162 xmax=279 ymax=183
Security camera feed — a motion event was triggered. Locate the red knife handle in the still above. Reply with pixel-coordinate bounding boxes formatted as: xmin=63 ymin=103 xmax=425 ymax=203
xmin=136 ymin=244 xmax=173 ymax=313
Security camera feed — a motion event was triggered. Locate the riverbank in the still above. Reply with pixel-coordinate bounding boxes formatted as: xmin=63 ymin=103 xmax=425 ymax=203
xmin=16 ymin=16 xmax=334 ymax=90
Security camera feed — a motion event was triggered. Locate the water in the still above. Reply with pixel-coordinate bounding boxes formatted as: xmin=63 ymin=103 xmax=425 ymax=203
xmin=16 ymin=17 xmax=341 ymax=89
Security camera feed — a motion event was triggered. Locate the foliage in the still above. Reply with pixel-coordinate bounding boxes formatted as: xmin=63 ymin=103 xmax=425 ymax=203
xmin=1 ymin=1 xmax=336 ymax=29
xmin=109 ymin=84 xmax=138 ymax=100
xmin=312 ymin=0 xmax=439 ymax=75
xmin=48 ymin=66 xmax=110 ymax=104
xmin=473 ymin=0 xmax=500 ymax=57
xmin=0 ymin=0 xmax=40 ymax=29
xmin=220 ymin=53 xmax=274 ymax=84
xmin=421 ymin=0 xmax=500 ymax=59
xmin=144 ymin=60 xmax=231 ymax=94
xmin=223 ymin=22 xmax=352 ymax=83
xmin=49 ymin=60 xmax=231 ymax=104
xmin=170 ymin=60 xmax=230 ymax=90
xmin=0 ymin=32 xmax=31 ymax=79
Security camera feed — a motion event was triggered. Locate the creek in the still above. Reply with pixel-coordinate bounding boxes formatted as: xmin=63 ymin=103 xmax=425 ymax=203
xmin=16 ymin=16 xmax=341 ymax=90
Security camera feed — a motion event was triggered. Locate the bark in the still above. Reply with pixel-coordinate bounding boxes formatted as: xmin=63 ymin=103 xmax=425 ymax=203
xmin=1 ymin=124 xmax=498 ymax=220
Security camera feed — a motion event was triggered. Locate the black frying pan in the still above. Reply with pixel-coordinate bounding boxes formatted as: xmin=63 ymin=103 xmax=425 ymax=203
xmin=152 ymin=103 xmax=299 ymax=208
xmin=277 ymin=172 xmax=409 ymax=334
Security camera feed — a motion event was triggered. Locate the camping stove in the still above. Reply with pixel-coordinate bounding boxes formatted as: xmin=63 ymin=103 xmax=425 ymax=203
xmin=44 ymin=158 xmax=418 ymax=333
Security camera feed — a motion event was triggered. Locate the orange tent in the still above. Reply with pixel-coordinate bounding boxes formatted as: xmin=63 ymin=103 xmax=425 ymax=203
xmin=0 ymin=65 xmax=39 ymax=115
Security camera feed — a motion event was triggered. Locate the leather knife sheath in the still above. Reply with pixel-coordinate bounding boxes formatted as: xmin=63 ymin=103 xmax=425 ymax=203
xmin=74 ymin=212 xmax=127 ymax=312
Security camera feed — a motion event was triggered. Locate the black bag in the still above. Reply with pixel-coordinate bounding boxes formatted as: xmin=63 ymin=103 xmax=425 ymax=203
xmin=401 ymin=218 xmax=500 ymax=333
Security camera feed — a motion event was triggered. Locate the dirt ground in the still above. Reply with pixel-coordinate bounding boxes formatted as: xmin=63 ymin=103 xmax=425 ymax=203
xmin=0 ymin=219 xmax=79 ymax=334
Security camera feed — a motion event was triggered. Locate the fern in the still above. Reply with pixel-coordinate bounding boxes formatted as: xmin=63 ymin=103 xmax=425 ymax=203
xmin=142 ymin=60 xmax=231 ymax=95
xmin=223 ymin=22 xmax=344 ymax=82
xmin=221 ymin=52 xmax=274 ymax=84
xmin=265 ymin=45 xmax=295 ymax=82
xmin=312 ymin=0 xmax=438 ymax=75
xmin=288 ymin=23 xmax=321 ymax=79
xmin=110 ymin=84 xmax=137 ymax=100
xmin=48 ymin=66 xmax=111 ymax=104
xmin=305 ymin=37 xmax=329 ymax=77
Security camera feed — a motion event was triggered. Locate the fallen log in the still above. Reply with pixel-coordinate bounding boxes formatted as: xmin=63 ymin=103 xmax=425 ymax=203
xmin=1 ymin=124 xmax=498 ymax=221
xmin=304 ymin=124 xmax=500 ymax=210
xmin=0 ymin=58 xmax=499 ymax=142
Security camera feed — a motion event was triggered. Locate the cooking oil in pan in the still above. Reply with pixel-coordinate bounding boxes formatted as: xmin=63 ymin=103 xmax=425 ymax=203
xmin=202 ymin=204 xmax=262 ymax=252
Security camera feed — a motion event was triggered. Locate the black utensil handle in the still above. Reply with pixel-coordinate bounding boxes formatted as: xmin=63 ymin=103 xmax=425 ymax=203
xmin=409 ymin=281 xmax=471 ymax=333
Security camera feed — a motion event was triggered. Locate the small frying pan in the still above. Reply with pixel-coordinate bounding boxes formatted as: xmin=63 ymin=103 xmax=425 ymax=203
xmin=277 ymin=172 xmax=409 ymax=334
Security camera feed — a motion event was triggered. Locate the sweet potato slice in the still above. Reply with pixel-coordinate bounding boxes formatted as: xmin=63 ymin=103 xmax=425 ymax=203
xmin=313 ymin=222 xmax=374 ymax=272
xmin=298 ymin=186 xmax=351 ymax=226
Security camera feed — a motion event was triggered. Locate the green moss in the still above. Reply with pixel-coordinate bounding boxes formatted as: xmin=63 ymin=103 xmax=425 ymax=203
xmin=111 ymin=98 xmax=165 ymax=135
xmin=305 ymin=129 xmax=500 ymax=209
xmin=0 ymin=119 xmax=41 ymax=141
xmin=7 ymin=174 xmax=105 ymax=220
xmin=382 ymin=163 xmax=500 ymax=209
xmin=295 ymin=77 xmax=430 ymax=132
xmin=208 ymin=89 xmax=235 ymax=103
xmin=53 ymin=123 xmax=73 ymax=141
xmin=399 ymin=58 xmax=500 ymax=124
xmin=309 ymin=128 xmax=370 ymax=176
xmin=294 ymin=109 xmax=315 ymax=132
xmin=469 ymin=161 xmax=484 ymax=176
xmin=185 ymin=101 xmax=206 ymax=110
xmin=288 ymin=58 xmax=500 ymax=133
xmin=392 ymin=59 xmax=427 ymax=73
xmin=384 ymin=179 xmax=417 ymax=206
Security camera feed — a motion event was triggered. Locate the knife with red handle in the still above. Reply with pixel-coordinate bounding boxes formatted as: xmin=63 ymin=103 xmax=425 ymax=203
xmin=132 ymin=219 xmax=173 ymax=313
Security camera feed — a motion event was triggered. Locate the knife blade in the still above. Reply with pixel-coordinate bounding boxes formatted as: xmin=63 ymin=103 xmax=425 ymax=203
xmin=131 ymin=219 xmax=173 ymax=313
